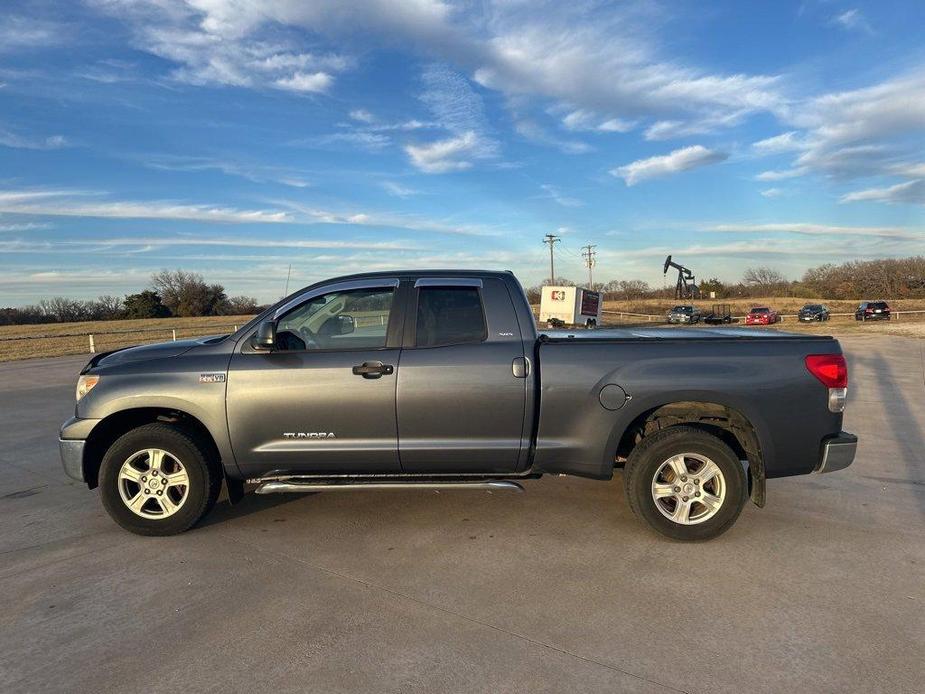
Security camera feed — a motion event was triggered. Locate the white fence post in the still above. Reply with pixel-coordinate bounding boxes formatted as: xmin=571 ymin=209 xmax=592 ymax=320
xmin=234 ymin=325 xmax=238 ymax=332
xmin=89 ymin=334 xmax=95 ymax=353
xmin=172 ymin=329 xmax=177 ymax=341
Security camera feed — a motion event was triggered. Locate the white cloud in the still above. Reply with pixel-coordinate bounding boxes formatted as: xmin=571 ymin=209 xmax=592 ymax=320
xmin=381 ymin=181 xmax=419 ymax=198
xmin=302 ymin=131 xmax=392 ymax=151
xmin=755 ymin=168 xmax=804 ymax=181
xmin=89 ymin=1 xmax=352 ymax=92
xmin=0 ymin=222 xmax=52 ymax=232
xmin=562 ymin=110 xmax=634 ymax=133
xmin=141 ymin=155 xmax=312 ymax=188
xmin=752 ymin=131 xmax=805 ymax=154
xmin=760 ymin=188 xmax=784 ymax=198
xmin=0 ymin=16 xmax=61 ymax=52
xmin=841 ymin=180 xmax=925 ymax=205
xmin=0 ymin=189 xmax=291 ymax=223
xmin=539 ymin=184 xmax=583 ymax=207
xmin=274 ymin=71 xmax=333 ymax=93
xmin=405 ymin=131 xmax=486 ymax=173
xmin=349 ymin=109 xmax=375 ymax=123
xmin=93 ymin=1 xmax=784 ymax=139
xmin=0 ymin=129 xmax=69 ymax=150
xmin=833 ymin=9 xmax=873 ymax=34
xmin=514 ymin=120 xmax=591 ymax=154
xmin=764 ymin=71 xmax=925 ymax=185
xmin=611 ymin=145 xmax=728 ymax=185
xmin=705 ymin=222 xmax=923 ymax=239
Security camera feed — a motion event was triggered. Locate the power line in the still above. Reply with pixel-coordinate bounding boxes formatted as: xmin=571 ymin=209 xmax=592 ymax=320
xmin=581 ymin=244 xmax=597 ymax=287
xmin=543 ymin=233 xmax=561 ymax=283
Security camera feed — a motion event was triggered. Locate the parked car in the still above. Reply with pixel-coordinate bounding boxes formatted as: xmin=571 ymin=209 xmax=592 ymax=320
xmin=799 ymin=304 xmax=830 ymax=322
xmin=667 ymin=305 xmax=702 ymax=324
xmin=59 ymin=270 xmax=856 ymax=541
xmin=745 ymin=307 xmax=781 ymax=325
xmin=855 ymin=301 xmax=891 ymax=321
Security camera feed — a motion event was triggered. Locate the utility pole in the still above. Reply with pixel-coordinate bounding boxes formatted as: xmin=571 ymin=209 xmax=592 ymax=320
xmin=543 ymin=234 xmax=561 ymax=284
xmin=581 ymin=244 xmax=597 ymax=288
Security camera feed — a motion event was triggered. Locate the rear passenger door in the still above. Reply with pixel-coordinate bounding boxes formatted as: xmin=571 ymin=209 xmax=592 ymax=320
xmin=396 ymin=277 xmax=529 ymax=473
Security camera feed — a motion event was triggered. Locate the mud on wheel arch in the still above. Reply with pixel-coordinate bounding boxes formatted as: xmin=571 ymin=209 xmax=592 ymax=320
xmin=614 ymin=401 xmax=766 ymax=507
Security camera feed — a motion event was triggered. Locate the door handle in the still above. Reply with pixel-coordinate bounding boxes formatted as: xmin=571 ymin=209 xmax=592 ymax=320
xmin=352 ymin=361 xmax=394 ymax=379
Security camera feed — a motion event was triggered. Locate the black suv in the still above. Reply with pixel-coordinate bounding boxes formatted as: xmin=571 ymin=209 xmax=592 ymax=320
xmin=799 ymin=304 xmax=830 ymax=322
xmin=855 ymin=301 xmax=891 ymax=321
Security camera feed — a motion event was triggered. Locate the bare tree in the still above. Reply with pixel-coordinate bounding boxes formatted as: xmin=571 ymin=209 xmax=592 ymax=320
xmin=742 ymin=266 xmax=788 ymax=295
xmin=151 ymin=270 xmax=229 ymax=316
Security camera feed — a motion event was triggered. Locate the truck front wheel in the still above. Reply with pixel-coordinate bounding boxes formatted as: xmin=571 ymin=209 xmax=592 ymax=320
xmin=623 ymin=426 xmax=747 ymax=541
xmin=98 ymin=423 xmax=221 ymax=536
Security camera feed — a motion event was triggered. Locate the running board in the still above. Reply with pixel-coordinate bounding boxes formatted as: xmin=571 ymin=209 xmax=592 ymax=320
xmin=255 ymin=480 xmax=525 ymax=495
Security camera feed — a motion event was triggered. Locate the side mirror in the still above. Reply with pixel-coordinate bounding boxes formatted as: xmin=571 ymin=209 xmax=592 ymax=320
xmin=253 ymin=320 xmax=277 ymax=350
xmin=318 ymin=314 xmax=355 ymax=337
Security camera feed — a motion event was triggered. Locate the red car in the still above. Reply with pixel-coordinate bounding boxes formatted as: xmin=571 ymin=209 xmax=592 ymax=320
xmin=745 ymin=306 xmax=780 ymax=325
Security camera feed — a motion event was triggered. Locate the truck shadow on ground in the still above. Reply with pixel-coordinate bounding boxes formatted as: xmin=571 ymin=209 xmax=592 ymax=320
xmin=850 ymin=349 xmax=925 ymax=520
xmin=197 ymin=487 xmax=304 ymax=528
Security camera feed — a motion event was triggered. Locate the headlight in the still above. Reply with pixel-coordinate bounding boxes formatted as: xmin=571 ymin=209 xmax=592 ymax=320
xmin=76 ymin=374 xmax=100 ymax=401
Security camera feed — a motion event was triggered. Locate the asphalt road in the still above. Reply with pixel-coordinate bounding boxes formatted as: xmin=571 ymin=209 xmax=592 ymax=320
xmin=1 ymin=335 xmax=923 ymax=693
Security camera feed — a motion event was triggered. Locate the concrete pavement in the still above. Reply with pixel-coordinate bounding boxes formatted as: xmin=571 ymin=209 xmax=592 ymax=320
xmin=1 ymin=336 xmax=923 ymax=693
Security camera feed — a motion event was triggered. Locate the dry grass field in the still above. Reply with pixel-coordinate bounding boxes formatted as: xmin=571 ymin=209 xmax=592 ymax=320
xmin=601 ymin=296 xmax=925 ymax=316
xmin=3 ymin=295 xmax=925 ymax=362
xmin=0 ymin=315 xmax=254 ymax=362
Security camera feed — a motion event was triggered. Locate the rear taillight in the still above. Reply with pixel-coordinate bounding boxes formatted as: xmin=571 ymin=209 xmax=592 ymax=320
xmin=806 ymin=354 xmax=848 ymax=412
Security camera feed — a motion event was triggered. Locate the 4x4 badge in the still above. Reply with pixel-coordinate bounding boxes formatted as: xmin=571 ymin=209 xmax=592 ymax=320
xmin=199 ymin=373 xmax=226 ymax=383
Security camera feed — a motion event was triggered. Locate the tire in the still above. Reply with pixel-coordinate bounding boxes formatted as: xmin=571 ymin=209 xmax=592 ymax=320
xmin=99 ymin=423 xmax=221 ymax=536
xmin=623 ymin=426 xmax=747 ymax=541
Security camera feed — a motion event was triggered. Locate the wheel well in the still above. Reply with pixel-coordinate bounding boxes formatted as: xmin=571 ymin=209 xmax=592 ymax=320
xmin=615 ymin=401 xmax=766 ymax=507
xmin=83 ymin=408 xmax=222 ymax=489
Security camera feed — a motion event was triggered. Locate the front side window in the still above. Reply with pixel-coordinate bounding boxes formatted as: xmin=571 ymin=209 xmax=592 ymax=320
xmin=415 ymin=286 xmax=486 ymax=347
xmin=275 ymin=287 xmax=394 ymax=351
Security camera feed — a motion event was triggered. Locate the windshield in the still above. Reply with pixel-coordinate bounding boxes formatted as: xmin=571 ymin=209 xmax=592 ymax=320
xmin=671 ymin=306 xmax=693 ymax=313
xmin=802 ymin=305 xmax=821 ymax=311
xmin=750 ymin=307 xmax=770 ymax=314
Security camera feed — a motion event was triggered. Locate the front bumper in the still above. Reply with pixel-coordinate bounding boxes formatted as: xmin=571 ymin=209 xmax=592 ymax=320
xmin=59 ymin=438 xmax=86 ymax=481
xmin=815 ymin=432 xmax=857 ymax=473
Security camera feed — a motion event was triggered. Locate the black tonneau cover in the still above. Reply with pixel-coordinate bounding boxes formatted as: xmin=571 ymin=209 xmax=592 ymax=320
xmin=538 ymin=327 xmax=834 ymax=341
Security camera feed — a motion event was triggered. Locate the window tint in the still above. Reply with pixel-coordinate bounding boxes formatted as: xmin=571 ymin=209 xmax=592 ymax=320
xmin=415 ymin=286 xmax=486 ymax=347
xmin=275 ymin=287 xmax=394 ymax=351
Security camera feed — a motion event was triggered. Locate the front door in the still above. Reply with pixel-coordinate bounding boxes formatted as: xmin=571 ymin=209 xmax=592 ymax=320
xmin=227 ymin=280 xmax=403 ymax=478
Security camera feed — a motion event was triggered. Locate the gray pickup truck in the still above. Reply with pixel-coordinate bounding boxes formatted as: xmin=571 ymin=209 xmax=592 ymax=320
xmin=60 ymin=270 xmax=856 ymax=540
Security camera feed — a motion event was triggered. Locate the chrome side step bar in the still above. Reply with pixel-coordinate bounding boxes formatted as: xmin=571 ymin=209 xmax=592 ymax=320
xmin=255 ymin=480 xmax=524 ymax=495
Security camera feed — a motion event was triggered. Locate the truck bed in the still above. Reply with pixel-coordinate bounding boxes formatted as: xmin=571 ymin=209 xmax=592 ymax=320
xmin=538 ymin=326 xmax=834 ymax=341
xmin=532 ymin=328 xmax=842 ymax=480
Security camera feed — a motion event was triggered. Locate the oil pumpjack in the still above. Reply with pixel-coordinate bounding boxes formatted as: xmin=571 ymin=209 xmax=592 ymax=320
xmin=663 ymin=255 xmax=701 ymax=299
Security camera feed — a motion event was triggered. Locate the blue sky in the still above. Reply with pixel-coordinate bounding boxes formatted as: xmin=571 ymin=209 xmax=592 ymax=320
xmin=1 ymin=0 xmax=924 ymax=305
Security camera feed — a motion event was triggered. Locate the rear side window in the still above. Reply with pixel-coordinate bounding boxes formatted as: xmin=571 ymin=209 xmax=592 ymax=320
xmin=415 ymin=287 xmax=487 ymax=347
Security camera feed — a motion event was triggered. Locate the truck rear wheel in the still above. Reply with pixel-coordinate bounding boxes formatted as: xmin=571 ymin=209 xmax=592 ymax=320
xmin=99 ymin=423 xmax=221 ymax=536
xmin=623 ymin=426 xmax=747 ymax=541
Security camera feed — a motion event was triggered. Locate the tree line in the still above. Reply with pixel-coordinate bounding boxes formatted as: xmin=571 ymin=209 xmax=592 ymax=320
xmin=525 ymin=256 xmax=925 ymax=303
xmin=4 ymin=256 xmax=922 ymax=325
xmin=1 ymin=270 xmax=263 ymax=325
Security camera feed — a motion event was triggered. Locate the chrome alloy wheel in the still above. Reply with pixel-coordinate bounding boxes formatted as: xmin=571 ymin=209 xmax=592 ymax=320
xmin=117 ymin=449 xmax=190 ymax=519
xmin=651 ymin=453 xmax=726 ymax=525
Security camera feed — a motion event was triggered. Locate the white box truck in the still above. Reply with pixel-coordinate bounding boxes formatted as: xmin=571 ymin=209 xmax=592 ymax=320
xmin=539 ymin=286 xmax=602 ymax=328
